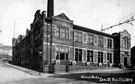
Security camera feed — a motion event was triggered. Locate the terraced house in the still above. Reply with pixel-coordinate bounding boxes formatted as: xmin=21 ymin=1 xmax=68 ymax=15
xmin=12 ymin=0 xmax=131 ymax=73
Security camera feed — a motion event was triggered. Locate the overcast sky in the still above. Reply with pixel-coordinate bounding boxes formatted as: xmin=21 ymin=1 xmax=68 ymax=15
xmin=0 ymin=0 xmax=135 ymax=47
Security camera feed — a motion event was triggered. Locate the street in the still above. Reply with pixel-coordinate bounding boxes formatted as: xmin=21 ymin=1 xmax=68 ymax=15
xmin=0 ymin=63 xmax=134 ymax=84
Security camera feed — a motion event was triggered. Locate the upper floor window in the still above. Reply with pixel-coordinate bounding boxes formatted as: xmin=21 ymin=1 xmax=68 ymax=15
xmin=123 ymin=40 xmax=129 ymax=49
xmin=88 ymin=34 xmax=94 ymax=44
xmin=107 ymin=39 xmax=112 ymax=48
xmin=104 ymin=37 xmax=107 ymax=47
xmin=79 ymin=32 xmax=82 ymax=42
xmin=60 ymin=28 xmax=66 ymax=38
xmin=55 ymin=26 xmax=69 ymax=39
xmin=55 ymin=26 xmax=60 ymax=37
xmin=98 ymin=37 xmax=103 ymax=46
xmin=74 ymin=31 xmax=79 ymax=41
xmin=74 ymin=31 xmax=82 ymax=42
xmin=83 ymin=33 xmax=87 ymax=43
xmin=122 ymin=36 xmax=130 ymax=49
xmin=94 ymin=35 xmax=98 ymax=45
xmin=69 ymin=30 xmax=73 ymax=39
xmin=65 ymin=29 xmax=69 ymax=39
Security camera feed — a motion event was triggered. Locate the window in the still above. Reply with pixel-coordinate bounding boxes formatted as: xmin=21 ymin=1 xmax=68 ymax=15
xmin=55 ymin=45 xmax=69 ymax=60
xmin=98 ymin=52 xmax=103 ymax=63
xmin=125 ymin=40 xmax=128 ymax=48
xmin=74 ymin=31 xmax=82 ymax=42
xmin=55 ymin=26 xmax=60 ymax=37
xmin=75 ymin=48 xmax=82 ymax=61
xmin=83 ymin=33 xmax=87 ymax=43
xmin=94 ymin=35 xmax=98 ymax=45
xmin=79 ymin=32 xmax=82 ymax=42
xmin=56 ymin=52 xmax=59 ymax=60
xmin=55 ymin=27 xmax=69 ymax=39
xmin=104 ymin=37 xmax=107 ymax=47
xmin=123 ymin=40 xmax=129 ymax=49
xmin=87 ymin=50 xmax=93 ymax=62
xmin=88 ymin=34 xmax=94 ymax=44
xmin=74 ymin=31 xmax=79 ymax=41
xmin=60 ymin=28 xmax=66 ymax=38
xmin=122 ymin=36 xmax=130 ymax=49
xmin=69 ymin=30 xmax=73 ymax=39
xmin=107 ymin=53 xmax=112 ymax=63
xmin=98 ymin=37 xmax=103 ymax=46
xmin=107 ymin=39 xmax=112 ymax=48
xmin=65 ymin=29 xmax=69 ymax=39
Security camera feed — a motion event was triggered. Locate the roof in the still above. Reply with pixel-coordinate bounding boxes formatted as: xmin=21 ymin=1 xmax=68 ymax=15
xmin=73 ymin=25 xmax=113 ymax=38
xmin=54 ymin=13 xmax=72 ymax=21
xmin=120 ymin=29 xmax=131 ymax=36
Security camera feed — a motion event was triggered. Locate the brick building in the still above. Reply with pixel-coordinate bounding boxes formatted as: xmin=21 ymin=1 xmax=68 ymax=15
xmin=12 ymin=0 xmax=131 ymax=73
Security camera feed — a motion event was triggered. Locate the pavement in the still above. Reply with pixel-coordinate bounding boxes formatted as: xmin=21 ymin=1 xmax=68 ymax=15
xmin=0 ymin=63 xmax=37 ymax=82
xmin=0 ymin=63 xmax=134 ymax=84
xmin=6 ymin=63 xmax=41 ymax=76
xmin=6 ymin=63 xmax=53 ymax=77
xmin=6 ymin=63 xmax=126 ymax=75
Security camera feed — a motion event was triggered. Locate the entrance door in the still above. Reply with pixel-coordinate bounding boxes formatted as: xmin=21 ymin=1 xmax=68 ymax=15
xmin=124 ymin=57 xmax=127 ymax=67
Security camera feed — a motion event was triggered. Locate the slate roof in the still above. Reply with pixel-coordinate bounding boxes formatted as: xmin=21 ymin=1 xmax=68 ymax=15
xmin=73 ymin=24 xmax=113 ymax=38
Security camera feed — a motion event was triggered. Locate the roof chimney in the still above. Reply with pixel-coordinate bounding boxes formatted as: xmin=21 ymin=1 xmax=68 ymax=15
xmin=47 ymin=0 xmax=54 ymax=18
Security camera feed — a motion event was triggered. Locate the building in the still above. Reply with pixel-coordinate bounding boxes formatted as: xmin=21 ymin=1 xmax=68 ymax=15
xmin=113 ymin=31 xmax=131 ymax=67
xmin=12 ymin=0 xmax=131 ymax=73
xmin=0 ymin=45 xmax=12 ymax=63
xmin=131 ymin=46 xmax=135 ymax=66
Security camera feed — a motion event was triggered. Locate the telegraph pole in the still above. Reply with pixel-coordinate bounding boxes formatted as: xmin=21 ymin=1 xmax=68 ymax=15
xmin=14 ymin=21 xmax=16 ymax=38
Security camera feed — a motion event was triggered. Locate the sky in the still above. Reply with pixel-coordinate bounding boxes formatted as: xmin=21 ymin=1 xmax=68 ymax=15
xmin=0 ymin=0 xmax=135 ymax=47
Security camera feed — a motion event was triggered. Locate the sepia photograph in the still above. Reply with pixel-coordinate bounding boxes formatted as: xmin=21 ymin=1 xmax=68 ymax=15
xmin=0 ymin=0 xmax=135 ymax=84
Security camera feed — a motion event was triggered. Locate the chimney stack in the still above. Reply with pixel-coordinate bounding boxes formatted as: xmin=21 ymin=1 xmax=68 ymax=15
xmin=47 ymin=0 xmax=54 ymax=18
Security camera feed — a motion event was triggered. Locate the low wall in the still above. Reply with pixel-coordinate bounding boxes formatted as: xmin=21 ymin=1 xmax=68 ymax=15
xmin=45 ymin=62 xmax=113 ymax=73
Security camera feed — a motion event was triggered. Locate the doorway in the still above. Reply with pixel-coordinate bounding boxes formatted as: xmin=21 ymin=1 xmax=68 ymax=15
xmin=124 ymin=57 xmax=127 ymax=67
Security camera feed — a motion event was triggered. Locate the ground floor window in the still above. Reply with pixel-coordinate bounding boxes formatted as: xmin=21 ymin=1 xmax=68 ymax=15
xmin=107 ymin=53 xmax=112 ymax=63
xmin=55 ymin=45 xmax=69 ymax=60
xmin=87 ymin=50 xmax=93 ymax=62
xmin=98 ymin=51 xmax=103 ymax=63
xmin=75 ymin=48 xmax=82 ymax=61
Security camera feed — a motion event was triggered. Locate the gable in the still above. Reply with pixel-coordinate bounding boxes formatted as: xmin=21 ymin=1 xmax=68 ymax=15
xmin=121 ymin=29 xmax=130 ymax=36
xmin=54 ymin=13 xmax=72 ymax=21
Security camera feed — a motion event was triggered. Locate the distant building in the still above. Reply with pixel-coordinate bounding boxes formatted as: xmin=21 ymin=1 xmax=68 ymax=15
xmin=0 ymin=45 xmax=12 ymax=63
xmin=131 ymin=46 xmax=135 ymax=66
xmin=12 ymin=0 xmax=131 ymax=73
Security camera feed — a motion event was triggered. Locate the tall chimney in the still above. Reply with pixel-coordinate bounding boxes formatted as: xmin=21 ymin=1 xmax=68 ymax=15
xmin=47 ymin=0 xmax=54 ymax=18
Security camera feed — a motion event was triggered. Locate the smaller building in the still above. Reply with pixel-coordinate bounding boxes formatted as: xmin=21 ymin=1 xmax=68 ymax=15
xmin=113 ymin=30 xmax=131 ymax=67
xmin=0 ymin=45 xmax=12 ymax=63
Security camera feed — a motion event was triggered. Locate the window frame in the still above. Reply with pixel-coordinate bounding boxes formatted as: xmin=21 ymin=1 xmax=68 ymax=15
xmin=98 ymin=36 xmax=103 ymax=47
xmin=87 ymin=50 xmax=93 ymax=62
xmin=98 ymin=51 xmax=103 ymax=63
xmin=55 ymin=45 xmax=69 ymax=61
xmin=75 ymin=48 xmax=82 ymax=62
